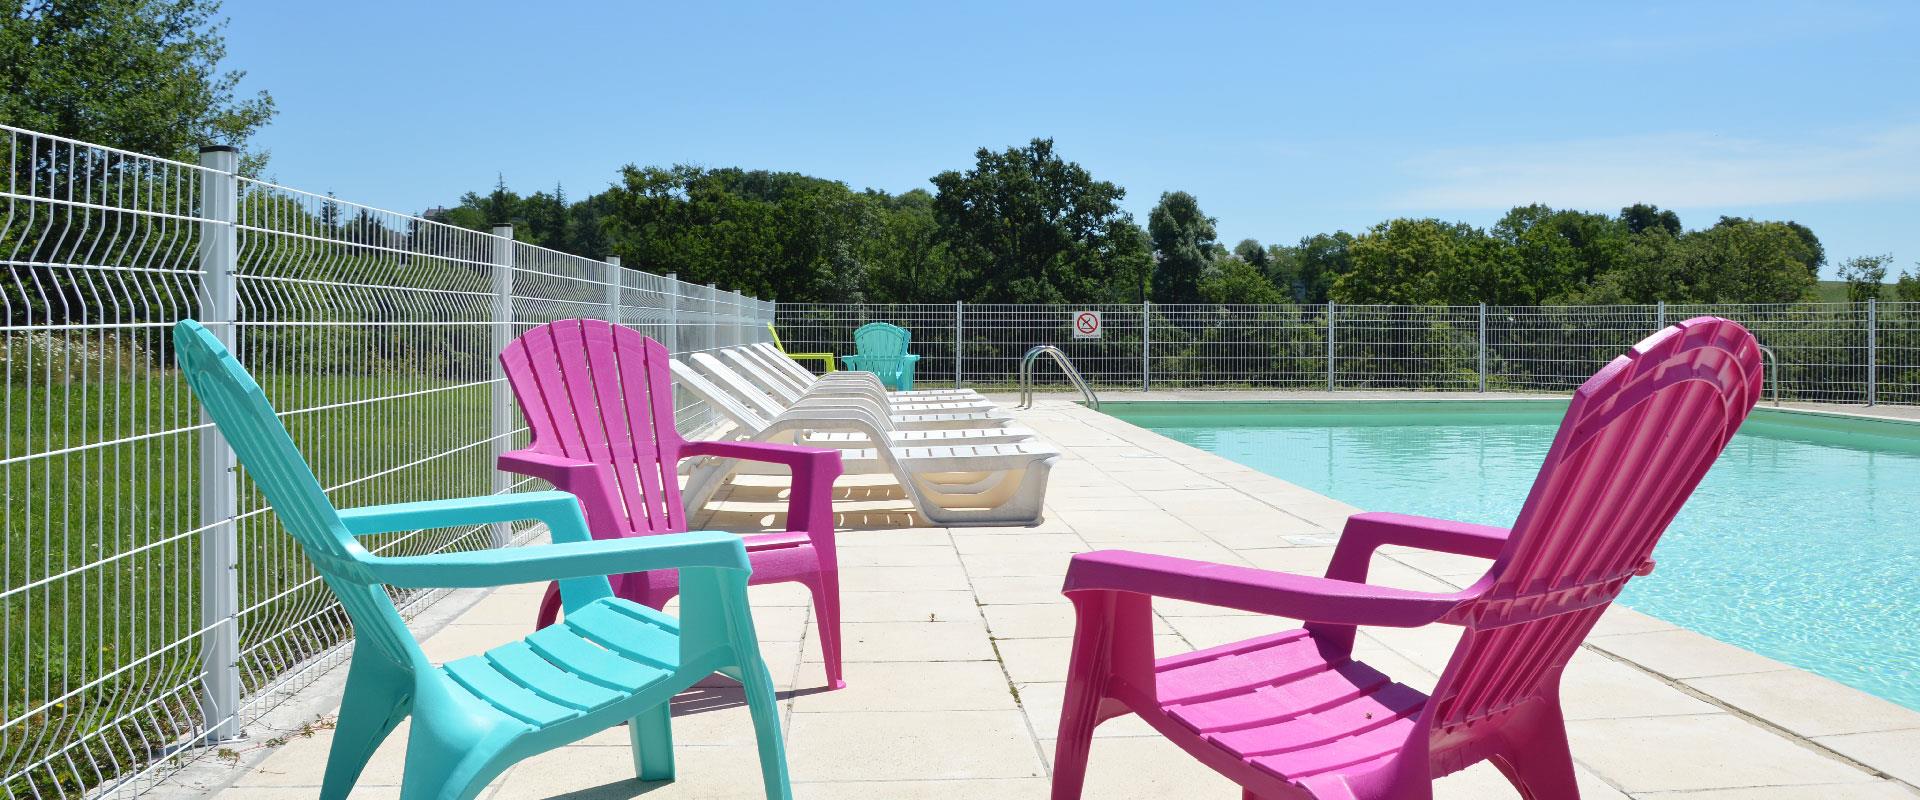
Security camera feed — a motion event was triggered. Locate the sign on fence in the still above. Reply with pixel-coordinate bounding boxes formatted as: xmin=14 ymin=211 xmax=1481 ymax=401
xmin=1073 ymin=309 xmax=1103 ymax=338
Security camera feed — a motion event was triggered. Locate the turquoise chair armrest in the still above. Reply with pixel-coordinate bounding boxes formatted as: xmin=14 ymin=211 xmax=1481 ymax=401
xmin=365 ymin=530 xmax=750 ymax=590
xmin=339 ymin=490 xmax=595 ymax=543
xmin=902 ymin=354 xmax=921 ymax=364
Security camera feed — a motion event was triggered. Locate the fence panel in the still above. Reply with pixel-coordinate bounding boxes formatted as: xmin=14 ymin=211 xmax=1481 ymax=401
xmin=1332 ymin=305 xmax=1480 ymax=391
xmin=1148 ymin=303 xmax=1327 ymax=389
xmin=779 ymin=300 xmax=1913 ymax=406
xmin=1 ymin=123 xmax=772 ymax=798
xmin=1882 ymin=302 xmax=1920 ymax=406
xmin=1671 ymin=303 xmax=1871 ymax=405
xmin=3 ymin=125 xmax=218 ymax=799
xmin=1486 ymin=305 xmax=1662 ymax=393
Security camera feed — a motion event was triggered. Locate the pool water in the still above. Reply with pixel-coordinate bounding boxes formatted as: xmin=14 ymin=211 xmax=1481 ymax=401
xmin=1104 ymin=401 xmax=1920 ymax=711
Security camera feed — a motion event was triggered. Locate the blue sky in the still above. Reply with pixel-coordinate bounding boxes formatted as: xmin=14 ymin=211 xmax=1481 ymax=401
xmin=224 ymin=1 xmax=1920 ymax=279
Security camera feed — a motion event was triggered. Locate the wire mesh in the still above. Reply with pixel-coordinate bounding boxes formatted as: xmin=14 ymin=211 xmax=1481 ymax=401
xmin=1 ymin=123 xmax=772 ymax=798
xmin=778 ymin=300 xmax=1920 ymax=405
xmin=1485 ymin=305 xmax=1663 ymax=393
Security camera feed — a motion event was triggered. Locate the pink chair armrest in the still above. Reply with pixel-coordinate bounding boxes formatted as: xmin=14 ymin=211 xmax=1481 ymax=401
xmin=498 ymin=449 xmax=598 ymax=489
xmin=497 ymin=449 xmax=626 ymax=539
xmin=1063 ymin=550 xmax=1464 ymax=628
xmin=1325 ymin=511 xmax=1509 ymax=584
xmin=677 ymin=439 xmax=844 ymax=538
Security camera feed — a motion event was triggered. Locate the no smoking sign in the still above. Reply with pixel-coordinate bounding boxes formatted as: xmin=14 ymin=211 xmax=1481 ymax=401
xmin=1073 ymin=310 xmax=1102 ymax=339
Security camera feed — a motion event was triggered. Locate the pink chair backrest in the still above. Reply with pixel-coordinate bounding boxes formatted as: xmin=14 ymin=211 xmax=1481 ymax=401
xmin=1423 ymin=317 xmax=1763 ymax=753
xmin=500 ymin=319 xmax=688 ymax=537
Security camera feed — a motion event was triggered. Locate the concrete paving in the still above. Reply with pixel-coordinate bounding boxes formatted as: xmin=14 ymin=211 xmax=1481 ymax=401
xmin=171 ymin=397 xmax=1920 ymax=799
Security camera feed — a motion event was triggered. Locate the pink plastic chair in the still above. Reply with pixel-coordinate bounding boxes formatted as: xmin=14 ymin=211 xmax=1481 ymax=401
xmin=500 ymin=319 xmax=848 ymax=689
xmin=1053 ymin=317 xmax=1763 ymax=799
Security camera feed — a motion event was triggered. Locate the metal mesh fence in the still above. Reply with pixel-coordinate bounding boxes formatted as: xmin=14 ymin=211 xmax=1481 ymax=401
xmin=1 ymin=124 xmax=771 ymax=798
xmin=777 ymin=301 xmax=1920 ymax=405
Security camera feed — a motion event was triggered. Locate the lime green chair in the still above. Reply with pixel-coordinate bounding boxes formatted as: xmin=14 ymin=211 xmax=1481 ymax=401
xmin=170 ymin=320 xmax=792 ymax=800
xmin=767 ymin=323 xmax=836 ymax=373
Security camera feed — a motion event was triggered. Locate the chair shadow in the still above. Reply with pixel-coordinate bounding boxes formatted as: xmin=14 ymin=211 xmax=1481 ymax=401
xmin=527 ymin=683 xmax=840 ymax=798
xmin=695 ymin=506 xmax=926 ymax=533
xmin=669 ymin=680 xmax=835 ymax=718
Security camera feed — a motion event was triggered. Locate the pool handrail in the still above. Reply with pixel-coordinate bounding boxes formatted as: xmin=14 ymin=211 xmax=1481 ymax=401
xmin=1018 ymin=345 xmax=1100 ymax=410
xmin=1756 ymin=343 xmax=1779 ymax=407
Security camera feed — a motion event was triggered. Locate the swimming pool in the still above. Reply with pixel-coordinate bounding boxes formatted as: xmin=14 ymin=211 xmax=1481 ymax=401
xmin=1103 ymin=400 xmax=1920 ymax=711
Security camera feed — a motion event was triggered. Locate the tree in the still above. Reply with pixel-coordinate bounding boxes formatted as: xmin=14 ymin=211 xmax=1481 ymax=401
xmin=1148 ymin=192 xmax=1218 ymax=304
xmin=0 ymin=0 xmax=275 ymax=163
xmin=1198 ymin=255 xmax=1287 ymax=304
xmin=1896 ymin=266 xmax=1920 ymax=302
xmin=1678 ymin=220 xmax=1820 ymax=303
xmin=1715 ymin=215 xmax=1824 ymax=278
xmin=861 ymin=189 xmax=960 ymax=303
xmin=1620 ymin=203 xmax=1681 ymax=236
xmin=595 ymin=164 xmax=884 ymax=302
xmin=1491 ymin=205 xmax=1631 ymax=303
xmin=1332 ymin=219 xmax=1516 ymax=305
xmin=1292 ymin=232 xmax=1353 ymax=304
xmin=319 ymin=192 xmax=342 ymax=229
xmin=930 ymin=138 xmax=1148 ymax=303
xmin=1233 ymin=239 xmax=1270 ymax=273
xmin=1837 ymin=255 xmax=1891 ymax=303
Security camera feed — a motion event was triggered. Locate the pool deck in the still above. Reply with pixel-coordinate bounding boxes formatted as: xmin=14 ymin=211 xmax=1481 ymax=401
xmin=164 ymin=395 xmax=1920 ymax=799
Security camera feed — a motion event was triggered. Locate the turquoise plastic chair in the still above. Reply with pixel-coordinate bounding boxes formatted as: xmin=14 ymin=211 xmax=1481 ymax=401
xmin=170 ymin=320 xmax=792 ymax=800
xmin=840 ymin=322 xmax=921 ymax=390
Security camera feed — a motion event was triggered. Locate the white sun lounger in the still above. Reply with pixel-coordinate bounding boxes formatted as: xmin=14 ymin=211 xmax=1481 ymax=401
xmin=689 ymin=353 xmax=1037 ymax=448
xmin=714 ymin=350 xmax=1013 ymax=428
xmin=670 ymin=360 xmax=1059 ymax=526
xmin=728 ymin=346 xmax=994 ymax=410
xmin=741 ymin=342 xmax=984 ymax=401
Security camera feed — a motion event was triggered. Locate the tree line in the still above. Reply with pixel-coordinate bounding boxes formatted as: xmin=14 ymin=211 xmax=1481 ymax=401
xmin=443 ymin=138 xmax=1920 ymax=307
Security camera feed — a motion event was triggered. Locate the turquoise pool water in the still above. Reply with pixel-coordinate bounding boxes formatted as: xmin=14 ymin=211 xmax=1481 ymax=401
xmin=1104 ymin=401 xmax=1920 ymax=711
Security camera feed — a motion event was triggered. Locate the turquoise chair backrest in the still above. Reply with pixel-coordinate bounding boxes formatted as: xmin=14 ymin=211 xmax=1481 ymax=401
xmin=172 ymin=320 xmax=423 ymax=671
xmin=852 ymin=322 xmax=911 ymax=359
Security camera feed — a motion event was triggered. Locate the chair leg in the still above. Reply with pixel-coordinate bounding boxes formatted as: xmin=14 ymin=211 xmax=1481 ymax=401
xmin=321 ymin=652 xmax=411 ymax=800
xmin=630 ymin=702 xmax=675 ymax=782
xmin=807 ymin=571 xmax=845 ymax=690
xmin=1052 ymin=594 xmax=1119 ymax=800
xmin=397 ymin=721 xmax=507 ymax=800
xmin=1491 ymin=700 xmax=1581 ymax=800
xmin=718 ymin=584 xmax=794 ymax=800
xmin=534 ymin=580 xmax=563 ymax=629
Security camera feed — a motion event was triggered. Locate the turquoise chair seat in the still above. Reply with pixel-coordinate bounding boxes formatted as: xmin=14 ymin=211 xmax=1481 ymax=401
xmin=439 ymin=599 xmax=680 ymax=727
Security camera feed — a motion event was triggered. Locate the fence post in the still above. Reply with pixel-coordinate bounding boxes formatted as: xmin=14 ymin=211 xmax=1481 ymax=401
xmin=1477 ymin=302 xmax=1488 ymax=393
xmin=1656 ymin=300 xmax=1666 ymax=330
xmin=708 ymin=282 xmax=720 ymax=351
xmin=488 ymin=225 xmax=515 ymax=547
xmin=664 ymin=273 xmax=679 ymax=355
xmin=954 ymin=300 xmax=964 ymax=388
xmin=1867 ymin=297 xmax=1878 ymax=407
xmin=1141 ymin=300 xmax=1151 ymax=392
xmin=1326 ymin=302 xmax=1337 ymax=392
xmin=196 ymin=145 xmax=243 ymax=743
xmin=604 ymin=256 xmax=622 ymax=325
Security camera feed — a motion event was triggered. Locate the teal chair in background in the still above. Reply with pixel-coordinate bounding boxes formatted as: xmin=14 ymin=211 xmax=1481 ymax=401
xmin=170 ymin=320 xmax=792 ymax=800
xmin=840 ymin=321 xmax=921 ymax=390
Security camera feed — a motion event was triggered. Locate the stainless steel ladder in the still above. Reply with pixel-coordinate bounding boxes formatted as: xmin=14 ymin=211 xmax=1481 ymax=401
xmin=1017 ymin=345 xmax=1100 ymax=410
xmin=1756 ymin=343 xmax=1780 ymax=407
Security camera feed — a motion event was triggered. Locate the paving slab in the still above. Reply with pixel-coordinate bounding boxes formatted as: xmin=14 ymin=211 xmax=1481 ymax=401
xmin=185 ymin=397 xmax=1920 ymax=799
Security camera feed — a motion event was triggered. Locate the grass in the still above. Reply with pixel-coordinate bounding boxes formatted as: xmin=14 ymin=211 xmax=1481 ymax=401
xmin=2 ymin=366 xmax=511 ymax=797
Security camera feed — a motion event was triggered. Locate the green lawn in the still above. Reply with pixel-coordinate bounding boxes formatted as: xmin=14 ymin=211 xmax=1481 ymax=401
xmin=3 ymin=370 xmax=516 ymax=796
